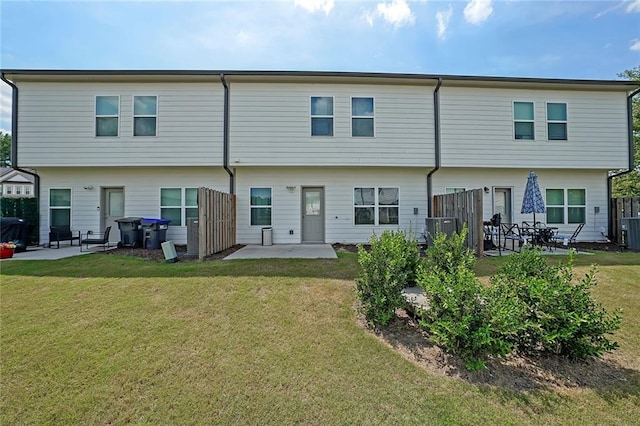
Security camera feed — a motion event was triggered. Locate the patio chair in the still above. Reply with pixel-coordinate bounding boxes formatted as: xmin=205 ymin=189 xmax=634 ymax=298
xmin=500 ymin=223 xmax=526 ymax=252
xmin=553 ymin=223 xmax=584 ymax=250
xmin=80 ymin=226 xmax=112 ymax=252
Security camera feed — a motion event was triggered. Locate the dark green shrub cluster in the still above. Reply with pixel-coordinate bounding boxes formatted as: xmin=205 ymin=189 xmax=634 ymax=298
xmin=417 ymin=228 xmax=621 ymax=370
xmin=417 ymin=226 xmax=513 ymax=370
xmin=490 ymin=249 xmax=621 ymax=359
xmin=356 ymin=230 xmax=421 ymax=326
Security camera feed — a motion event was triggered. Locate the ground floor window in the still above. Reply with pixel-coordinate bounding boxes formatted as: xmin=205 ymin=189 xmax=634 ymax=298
xmin=50 ymin=188 xmax=71 ymax=226
xmin=546 ymin=188 xmax=585 ymax=224
xmin=250 ymin=188 xmax=272 ymax=226
xmin=160 ymin=188 xmax=198 ymax=226
xmin=354 ymin=187 xmax=399 ymax=225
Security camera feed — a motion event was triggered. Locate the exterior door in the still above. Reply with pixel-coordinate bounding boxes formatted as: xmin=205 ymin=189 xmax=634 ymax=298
xmin=301 ymin=187 xmax=324 ymax=243
xmin=103 ymin=188 xmax=124 ymax=244
xmin=493 ymin=187 xmax=512 ymax=224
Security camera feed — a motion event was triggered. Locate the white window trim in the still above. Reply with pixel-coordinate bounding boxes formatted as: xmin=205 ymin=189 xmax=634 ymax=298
xmin=350 ymin=96 xmax=375 ymax=138
xmin=95 ymin=95 xmax=120 ymax=138
xmin=159 ymin=187 xmax=198 ymax=227
xmin=250 ymin=187 xmax=273 ymax=226
xmin=353 ymin=186 xmax=400 ymax=226
xmin=5 ymin=185 xmax=12 ymax=195
xmin=513 ymin=100 xmax=535 ymax=141
xmin=310 ymin=96 xmax=334 ymax=137
xmin=133 ymin=95 xmax=158 ymax=137
xmin=49 ymin=187 xmax=73 ymax=227
xmin=546 ymin=101 xmax=568 ymax=141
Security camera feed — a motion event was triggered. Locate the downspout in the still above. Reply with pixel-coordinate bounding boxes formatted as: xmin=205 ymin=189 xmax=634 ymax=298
xmin=219 ymin=73 xmax=235 ymax=194
xmin=0 ymin=73 xmax=41 ymax=202
xmin=607 ymin=86 xmax=640 ymax=239
xmin=427 ymin=77 xmax=443 ymax=217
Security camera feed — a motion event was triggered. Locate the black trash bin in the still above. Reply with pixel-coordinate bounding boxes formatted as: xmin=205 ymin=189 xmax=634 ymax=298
xmin=141 ymin=218 xmax=171 ymax=250
xmin=115 ymin=217 xmax=143 ymax=248
xmin=1 ymin=217 xmax=33 ymax=252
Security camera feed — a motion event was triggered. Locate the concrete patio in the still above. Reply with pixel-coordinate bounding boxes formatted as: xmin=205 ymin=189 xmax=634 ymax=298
xmin=223 ymin=244 xmax=337 ymax=260
xmin=0 ymin=244 xmax=115 ymax=261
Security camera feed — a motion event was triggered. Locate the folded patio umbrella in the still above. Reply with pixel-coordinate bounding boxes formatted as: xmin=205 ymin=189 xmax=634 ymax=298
xmin=521 ymin=171 xmax=546 ymax=224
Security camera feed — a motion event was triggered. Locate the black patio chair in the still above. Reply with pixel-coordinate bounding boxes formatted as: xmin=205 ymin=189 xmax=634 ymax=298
xmin=80 ymin=226 xmax=112 ymax=252
xmin=553 ymin=223 xmax=584 ymax=250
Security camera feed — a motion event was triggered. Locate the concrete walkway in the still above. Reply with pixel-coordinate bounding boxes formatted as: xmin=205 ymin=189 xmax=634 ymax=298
xmin=0 ymin=245 xmax=114 ymax=261
xmin=223 ymin=244 xmax=337 ymax=260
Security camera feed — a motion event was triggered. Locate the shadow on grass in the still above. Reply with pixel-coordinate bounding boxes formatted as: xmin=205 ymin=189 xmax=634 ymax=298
xmin=370 ymin=311 xmax=640 ymax=402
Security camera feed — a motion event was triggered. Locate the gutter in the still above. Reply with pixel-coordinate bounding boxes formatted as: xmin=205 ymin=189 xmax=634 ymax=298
xmin=219 ymin=73 xmax=235 ymax=194
xmin=427 ymin=77 xmax=443 ymax=217
xmin=607 ymin=86 xmax=640 ymax=239
xmin=0 ymin=72 xmax=40 ymax=203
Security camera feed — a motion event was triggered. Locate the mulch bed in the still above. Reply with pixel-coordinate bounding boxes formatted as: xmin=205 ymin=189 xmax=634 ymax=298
xmin=101 ymin=244 xmax=245 ymax=262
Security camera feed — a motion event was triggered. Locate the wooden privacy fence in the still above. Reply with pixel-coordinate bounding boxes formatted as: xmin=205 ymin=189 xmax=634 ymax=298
xmin=198 ymin=187 xmax=236 ymax=260
xmin=432 ymin=188 xmax=484 ymax=257
xmin=610 ymin=196 xmax=640 ymax=244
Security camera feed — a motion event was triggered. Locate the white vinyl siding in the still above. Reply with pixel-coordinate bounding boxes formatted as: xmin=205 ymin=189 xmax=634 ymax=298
xmin=229 ymin=82 xmax=435 ymax=167
xmin=17 ymin=82 xmax=223 ymax=167
xmin=439 ymin=86 xmax=629 ymax=169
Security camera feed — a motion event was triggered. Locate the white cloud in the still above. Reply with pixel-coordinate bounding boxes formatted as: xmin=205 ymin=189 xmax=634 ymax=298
xmin=436 ymin=6 xmax=453 ymax=40
xmin=464 ymin=0 xmax=493 ymax=25
xmin=376 ymin=0 xmax=415 ymax=27
xmin=627 ymin=0 xmax=640 ymax=13
xmin=631 ymin=39 xmax=640 ymax=51
xmin=294 ymin=0 xmax=334 ymax=15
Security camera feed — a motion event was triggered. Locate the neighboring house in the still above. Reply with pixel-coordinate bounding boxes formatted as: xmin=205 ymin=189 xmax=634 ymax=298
xmin=0 ymin=167 xmax=35 ymax=198
xmin=1 ymin=70 xmax=638 ymax=246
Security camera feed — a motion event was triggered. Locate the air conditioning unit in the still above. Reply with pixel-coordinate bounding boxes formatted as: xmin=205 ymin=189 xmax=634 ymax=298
xmin=187 ymin=218 xmax=199 ymax=256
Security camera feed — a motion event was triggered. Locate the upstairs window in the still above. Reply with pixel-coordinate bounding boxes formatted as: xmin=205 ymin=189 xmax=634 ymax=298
xmin=547 ymin=102 xmax=567 ymax=140
xmin=352 ymin=97 xmax=374 ymax=137
xmin=354 ymin=187 xmax=399 ymax=225
xmin=133 ymin=96 xmax=158 ymax=136
xmin=445 ymin=187 xmax=465 ymax=194
xmin=250 ymin=188 xmax=272 ymax=226
xmin=514 ymin=101 xmax=534 ymax=140
xmin=96 ymin=96 xmax=119 ymax=137
xmin=310 ymin=96 xmax=334 ymax=137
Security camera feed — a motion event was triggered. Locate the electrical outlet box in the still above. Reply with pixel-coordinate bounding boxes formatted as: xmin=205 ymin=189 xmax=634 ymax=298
xmin=594 ymin=206 xmax=600 ymax=214
xmin=413 ymin=207 xmax=419 ymax=215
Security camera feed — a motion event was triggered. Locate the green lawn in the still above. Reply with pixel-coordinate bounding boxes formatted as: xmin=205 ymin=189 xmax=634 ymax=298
xmin=1 ymin=251 xmax=639 ymax=424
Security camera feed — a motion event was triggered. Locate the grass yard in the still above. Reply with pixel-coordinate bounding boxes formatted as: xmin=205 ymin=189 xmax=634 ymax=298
xmin=1 ymin=251 xmax=639 ymax=424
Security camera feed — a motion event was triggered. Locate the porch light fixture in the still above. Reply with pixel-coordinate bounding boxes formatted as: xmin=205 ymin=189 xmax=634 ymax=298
xmin=484 ymin=186 xmax=490 ymax=194
xmin=83 ymin=185 xmax=94 ymax=190
xmin=286 ymin=185 xmax=296 ymax=192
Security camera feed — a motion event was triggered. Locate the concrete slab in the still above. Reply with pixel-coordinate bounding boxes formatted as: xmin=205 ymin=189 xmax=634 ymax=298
xmin=0 ymin=245 xmax=115 ymax=261
xmin=223 ymin=244 xmax=337 ymax=260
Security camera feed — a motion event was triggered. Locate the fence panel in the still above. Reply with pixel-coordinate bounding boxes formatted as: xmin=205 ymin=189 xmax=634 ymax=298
xmin=432 ymin=188 xmax=484 ymax=257
xmin=197 ymin=187 xmax=236 ymax=260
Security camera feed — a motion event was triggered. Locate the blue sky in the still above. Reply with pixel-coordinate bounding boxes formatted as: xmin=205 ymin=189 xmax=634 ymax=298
xmin=1 ymin=0 xmax=639 ymax=132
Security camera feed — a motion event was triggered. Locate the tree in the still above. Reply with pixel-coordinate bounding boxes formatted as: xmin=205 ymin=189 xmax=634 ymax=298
xmin=0 ymin=131 xmax=10 ymax=167
xmin=611 ymin=66 xmax=640 ymax=197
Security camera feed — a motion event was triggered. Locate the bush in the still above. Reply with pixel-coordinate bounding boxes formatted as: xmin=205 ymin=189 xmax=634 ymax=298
xmin=417 ymin=226 xmax=513 ymax=370
xmin=355 ymin=230 xmax=421 ymax=326
xmin=490 ymin=248 xmax=621 ymax=359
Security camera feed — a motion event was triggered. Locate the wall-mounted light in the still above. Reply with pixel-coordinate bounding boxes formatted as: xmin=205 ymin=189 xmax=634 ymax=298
xmin=83 ymin=185 xmax=94 ymax=190
xmin=484 ymin=186 xmax=490 ymax=194
xmin=286 ymin=185 xmax=296 ymax=192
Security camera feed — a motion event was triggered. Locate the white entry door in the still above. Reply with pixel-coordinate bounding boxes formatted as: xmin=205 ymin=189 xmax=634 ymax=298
xmin=301 ymin=187 xmax=324 ymax=243
xmin=493 ymin=187 xmax=512 ymax=224
xmin=103 ymin=188 xmax=124 ymax=244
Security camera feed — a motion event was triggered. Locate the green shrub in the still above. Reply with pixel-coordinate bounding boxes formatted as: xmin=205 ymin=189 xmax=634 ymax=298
xmin=490 ymin=249 xmax=621 ymax=359
xmin=417 ymin=226 xmax=512 ymax=370
xmin=355 ymin=230 xmax=421 ymax=326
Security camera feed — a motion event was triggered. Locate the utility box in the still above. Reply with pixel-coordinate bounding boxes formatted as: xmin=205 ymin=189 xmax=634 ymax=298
xmin=621 ymin=217 xmax=640 ymax=251
xmin=141 ymin=218 xmax=171 ymax=250
xmin=425 ymin=217 xmax=458 ymax=247
xmin=187 ymin=218 xmax=199 ymax=256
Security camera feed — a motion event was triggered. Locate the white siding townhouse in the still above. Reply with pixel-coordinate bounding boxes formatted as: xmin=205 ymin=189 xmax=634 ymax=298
xmin=1 ymin=70 xmax=638 ymax=246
